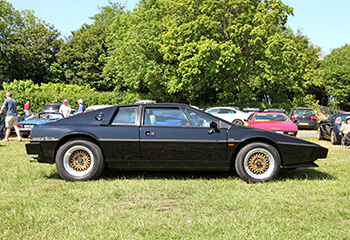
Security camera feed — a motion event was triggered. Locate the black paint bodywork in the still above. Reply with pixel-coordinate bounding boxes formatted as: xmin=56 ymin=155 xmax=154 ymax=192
xmin=26 ymin=104 xmax=328 ymax=171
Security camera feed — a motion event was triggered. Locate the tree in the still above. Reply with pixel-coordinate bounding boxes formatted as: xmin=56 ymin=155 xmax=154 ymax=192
xmin=58 ymin=1 xmax=125 ymax=91
xmin=160 ymin=0 xmax=313 ymax=106
xmin=0 ymin=0 xmax=63 ymax=85
xmin=321 ymin=45 xmax=350 ymax=111
xmin=103 ymin=0 xmax=170 ymax=100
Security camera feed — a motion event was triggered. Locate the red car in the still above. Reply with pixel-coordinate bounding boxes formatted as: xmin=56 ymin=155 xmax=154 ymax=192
xmin=244 ymin=112 xmax=298 ymax=137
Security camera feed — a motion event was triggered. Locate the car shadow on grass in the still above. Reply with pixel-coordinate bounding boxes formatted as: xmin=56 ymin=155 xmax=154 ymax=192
xmin=278 ymin=168 xmax=335 ymax=181
xmin=101 ymin=167 xmax=334 ymax=182
xmin=44 ymin=168 xmax=334 ymax=182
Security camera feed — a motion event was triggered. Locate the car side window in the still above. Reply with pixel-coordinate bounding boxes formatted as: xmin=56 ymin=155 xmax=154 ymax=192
xmin=144 ymin=107 xmax=190 ymax=127
xmin=207 ymin=109 xmax=219 ymax=114
xmin=184 ymin=108 xmax=217 ymax=127
xmin=218 ymin=109 xmax=236 ymax=114
xmin=335 ymin=116 xmax=342 ymax=125
xmin=112 ymin=107 xmax=137 ymax=125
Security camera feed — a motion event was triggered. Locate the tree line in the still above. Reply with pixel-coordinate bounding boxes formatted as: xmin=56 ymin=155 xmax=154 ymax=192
xmin=0 ymin=0 xmax=349 ymax=111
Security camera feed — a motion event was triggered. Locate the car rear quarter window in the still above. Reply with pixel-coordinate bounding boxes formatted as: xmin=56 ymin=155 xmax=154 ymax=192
xmin=112 ymin=107 xmax=137 ymax=125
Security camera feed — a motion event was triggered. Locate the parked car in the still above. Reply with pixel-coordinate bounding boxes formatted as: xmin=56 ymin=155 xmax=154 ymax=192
xmin=317 ymin=113 xmax=350 ymax=145
xmin=289 ymin=108 xmax=317 ymax=130
xmin=42 ymin=104 xmax=61 ymax=113
xmin=244 ymin=112 xmax=298 ymax=137
xmin=17 ymin=112 xmax=63 ymax=138
xmin=26 ymin=103 xmax=328 ymax=183
xmin=205 ymin=106 xmax=251 ymax=125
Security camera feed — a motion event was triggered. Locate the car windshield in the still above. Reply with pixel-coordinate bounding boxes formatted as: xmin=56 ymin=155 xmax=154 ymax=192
xmin=293 ymin=109 xmax=315 ymax=115
xmin=26 ymin=113 xmax=63 ymax=120
xmin=253 ymin=113 xmax=289 ymax=122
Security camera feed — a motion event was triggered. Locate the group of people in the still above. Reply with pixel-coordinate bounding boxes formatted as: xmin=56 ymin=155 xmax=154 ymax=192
xmin=0 ymin=92 xmax=85 ymax=142
xmin=59 ymin=99 xmax=85 ymax=118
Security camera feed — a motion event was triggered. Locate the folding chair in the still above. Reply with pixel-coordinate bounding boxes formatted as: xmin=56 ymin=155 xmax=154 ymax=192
xmin=340 ymin=130 xmax=350 ymax=150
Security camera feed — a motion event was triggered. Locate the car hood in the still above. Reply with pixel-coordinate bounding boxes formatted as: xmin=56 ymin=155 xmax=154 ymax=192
xmin=248 ymin=121 xmax=297 ymax=131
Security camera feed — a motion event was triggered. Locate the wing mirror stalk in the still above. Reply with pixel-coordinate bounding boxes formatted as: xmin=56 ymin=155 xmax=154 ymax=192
xmin=208 ymin=121 xmax=221 ymax=135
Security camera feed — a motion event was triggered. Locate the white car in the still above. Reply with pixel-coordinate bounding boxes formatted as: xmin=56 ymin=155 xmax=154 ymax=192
xmin=205 ymin=107 xmax=251 ymax=125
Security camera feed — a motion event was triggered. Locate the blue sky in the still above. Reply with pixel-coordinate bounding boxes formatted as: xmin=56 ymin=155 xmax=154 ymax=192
xmin=8 ymin=0 xmax=350 ymax=55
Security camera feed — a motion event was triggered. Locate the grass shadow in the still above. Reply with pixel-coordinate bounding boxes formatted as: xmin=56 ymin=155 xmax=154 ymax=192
xmin=278 ymin=168 xmax=335 ymax=181
xmin=44 ymin=168 xmax=335 ymax=182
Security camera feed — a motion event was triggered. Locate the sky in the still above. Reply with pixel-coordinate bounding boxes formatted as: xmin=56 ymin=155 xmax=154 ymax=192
xmin=8 ymin=0 xmax=139 ymax=37
xmin=7 ymin=0 xmax=350 ymax=55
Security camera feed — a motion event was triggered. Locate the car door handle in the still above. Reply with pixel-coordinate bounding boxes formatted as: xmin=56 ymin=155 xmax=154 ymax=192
xmin=145 ymin=130 xmax=156 ymax=136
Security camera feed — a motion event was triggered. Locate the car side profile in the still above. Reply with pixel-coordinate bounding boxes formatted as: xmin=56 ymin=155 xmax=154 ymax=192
xmin=317 ymin=113 xmax=350 ymax=144
xmin=26 ymin=104 xmax=328 ymax=183
xmin=205 ymin=106 xmax=251 ymax=125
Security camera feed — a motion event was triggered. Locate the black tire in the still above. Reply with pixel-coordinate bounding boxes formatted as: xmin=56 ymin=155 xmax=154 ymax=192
xmin=55 ymin=139 xmax=105 ymax=181
xmin=317 ymin=127 xmax=323 ymax=140
xmin=20 ymin=132 xmax=30 ymax=138
xmin=330 ymin=129 xmax=339 ymax=145
xmin=232 ymin=119 xmax=243 ymax=126
xmin=235 ymin=142 xmax=281 ymax=183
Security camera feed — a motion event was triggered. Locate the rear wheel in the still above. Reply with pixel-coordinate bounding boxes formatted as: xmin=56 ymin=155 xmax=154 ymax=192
xmin=55 ymin=139 xmax=105 ymax=181
xmin=341 ymin=136 xmax=350 ymax=150
xmin=235 ymin=142 xmax=281 ymax=183
xmin=317 ymin=127 xmax=323 ymax=140
xmin=232 ymin=119 xmax=243 ymax=126
xmin=330 ymin=130 xmax=339 ymax=145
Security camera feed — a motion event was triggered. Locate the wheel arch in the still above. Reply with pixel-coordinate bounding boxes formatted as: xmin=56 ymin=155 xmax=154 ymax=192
xmin=54 ymin=133 xmax=105 ymax=161
xmin=230 ymin=137 xmax=283 ymax=169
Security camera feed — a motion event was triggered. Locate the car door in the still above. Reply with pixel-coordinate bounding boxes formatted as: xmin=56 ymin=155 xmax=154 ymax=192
xmin=99 ymin=106 xmax=141 ymax=168
xmin=139 ymin=106 xmax=228 ymax=170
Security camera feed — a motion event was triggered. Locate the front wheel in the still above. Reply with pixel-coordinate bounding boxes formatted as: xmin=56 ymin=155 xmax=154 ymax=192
xmin=235 ymin=142 xmax=281 ymax=183
xmin=330 ymin=130 xmax=339 ymax=145
xmin=55 ymin=139 xmax=105 ymax=181
xmin=317 ymin=127 xmax=323 ymax=140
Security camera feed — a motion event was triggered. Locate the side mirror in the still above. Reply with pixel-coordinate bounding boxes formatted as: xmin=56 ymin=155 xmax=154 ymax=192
xmin=208 ymin=121 xmax=221 ymax=135
xmin=292 ymin=119 xmax=297 ymax=123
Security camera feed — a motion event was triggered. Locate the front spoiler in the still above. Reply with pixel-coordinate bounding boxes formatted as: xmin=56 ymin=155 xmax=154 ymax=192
xmin=284 ymin=161 xmax=319 ymax=169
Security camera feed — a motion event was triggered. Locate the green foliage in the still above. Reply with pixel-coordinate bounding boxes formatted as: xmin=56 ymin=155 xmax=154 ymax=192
xmin=104 ymin=0 xmax=171 ymax=101
xmin=320 ymin=44 xmax=350 ymax=111
xmin=0 ymin=80 xmax=145 ymax=114
xmin=0 ymin=1 xmax=63 ymax=85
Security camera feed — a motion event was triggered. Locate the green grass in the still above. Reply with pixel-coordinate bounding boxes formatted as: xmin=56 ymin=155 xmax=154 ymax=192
xmin=0 ymin=137 xmax=349 ymax=239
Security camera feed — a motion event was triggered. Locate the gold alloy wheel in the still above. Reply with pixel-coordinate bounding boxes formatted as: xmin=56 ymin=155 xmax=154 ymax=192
xmin=69 ymin=150 xmax=92 ymax=172
xmin=63 ymin=145 xmax=95 ymax=177
xmin=247 ymin=152 xmax=270 ymax=175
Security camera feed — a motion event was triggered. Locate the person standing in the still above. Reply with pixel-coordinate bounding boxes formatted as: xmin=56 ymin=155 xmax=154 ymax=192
xmin=77 ymin=99 xmax=85 ymax=114
xmin=59 ymin=99 xmax=71 ymax=118
xmin=0 ymin=92 xmax=22 ymax=142
xmin=24 ymin=100 xmax=30 ymax=116
xmin=340 ymin=116 xmax=350 ymax=138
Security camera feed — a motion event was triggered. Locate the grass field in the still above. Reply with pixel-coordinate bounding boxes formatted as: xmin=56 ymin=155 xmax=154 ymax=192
xmin=0 ymin=137 xmax=349 ymax=239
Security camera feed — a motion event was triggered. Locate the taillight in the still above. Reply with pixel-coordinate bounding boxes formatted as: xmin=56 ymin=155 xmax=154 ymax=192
xmin=18 ymin=125 xmax=22 ymax=128
xmin=55 ymin=109 xmax=58 ymax=112
xmin=311 ymin=115 xmax=317 ymax=120
xmin=290 ymin=115 xmax=297 ymax=119
xmin=42 ymin=109 xmax=45 ymax=112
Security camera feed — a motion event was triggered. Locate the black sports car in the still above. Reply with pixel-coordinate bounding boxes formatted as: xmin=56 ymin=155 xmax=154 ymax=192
xmin=26 ymin=103 xmax=328 ymax=183
xmin=317 ymin=113 xmax=350 ymax=144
